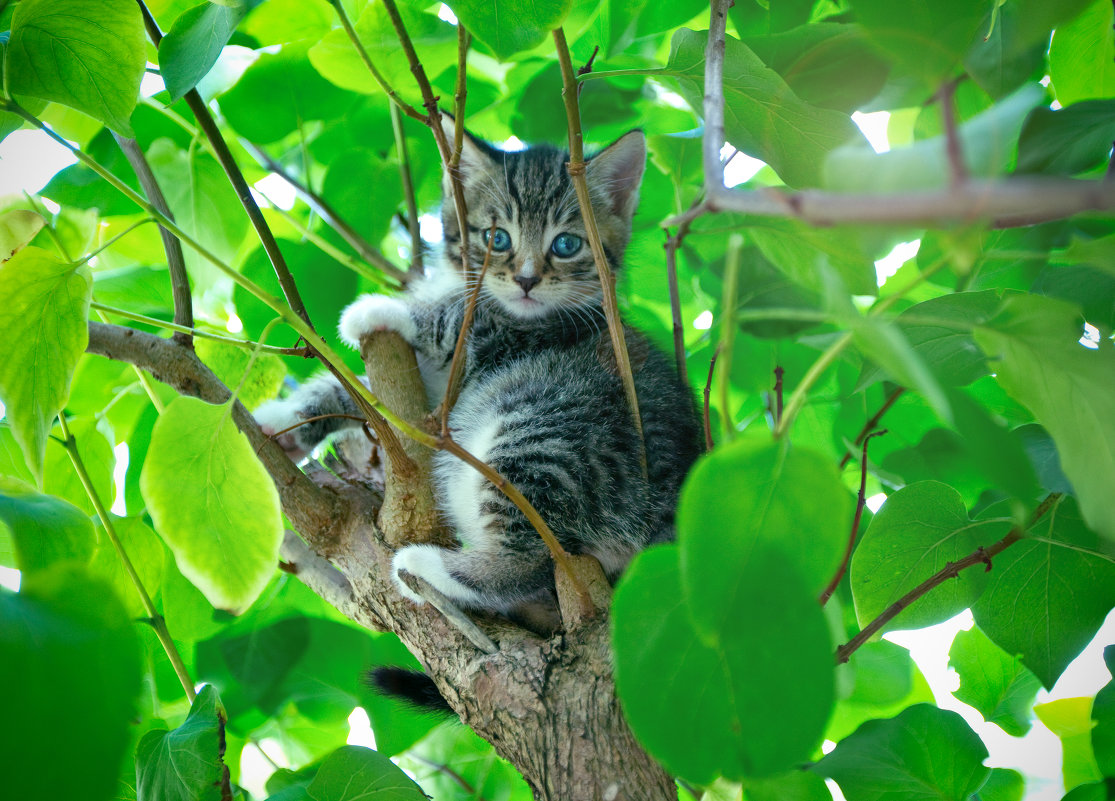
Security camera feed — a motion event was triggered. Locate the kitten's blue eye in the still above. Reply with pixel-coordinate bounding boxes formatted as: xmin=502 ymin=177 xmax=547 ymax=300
xmin=551 ymin=233 xmax=582 ymax=258
xmin=484 ymin=228 xmax=512 ymax=252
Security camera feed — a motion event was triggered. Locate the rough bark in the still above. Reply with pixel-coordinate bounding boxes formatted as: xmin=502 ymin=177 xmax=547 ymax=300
xmin=86 ymin=321 xmax=677 ymax=801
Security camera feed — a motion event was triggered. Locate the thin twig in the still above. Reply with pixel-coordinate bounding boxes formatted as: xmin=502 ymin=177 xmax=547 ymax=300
xmin=137 ymin=1 xmax=315 ymax=331
xmin=390 ymin=102 xmax=423 ymax=275
xmin=839 ymin=386 xmax=906 ymax=469
xmin=112 ymin=133 xmax=193 ymax=344
xmin=663 ymin=223 xmax=692 ymax=388
xmin=407 ymin=754 xmax=488 ymax=800
xmin=326 ymin=0 xmax=428 ymax=123
xmin=718 ymin=234 xmax=743 ymax=442
xmin=440 ymin=221 xmax=497 ymax=436
xmin=576 ymin=45 xmax=600 ymax=98
xmin=835 ymin=493 xmax=1064 ymax=663
xmin=553 ymin=27 xmax=646 ymax=472
xmin=262 ymin=414 xmax=370 ymax=451
xmin=773 ymin=366 xmax=784 ymax=425
xmin=820 ymin=429 xmax=887 ymax=606
xmin=243 ymin=141 xmax=409 ymax=284
xmin=450 ymin=26 xmax=471 ymax=170
xmin=57 ymin=415 xmax=197 ymax=702
xmin=703 ymin=344 xmax=721 ymax=452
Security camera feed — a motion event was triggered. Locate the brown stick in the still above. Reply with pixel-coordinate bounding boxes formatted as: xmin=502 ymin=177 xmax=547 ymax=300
xmin=839 ymin=386 xmax=906 ymax=469
xmin=703 ymin=344 xmax=720 ymax=452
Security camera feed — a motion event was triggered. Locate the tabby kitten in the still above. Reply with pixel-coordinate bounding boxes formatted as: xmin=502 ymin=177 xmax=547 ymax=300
xmin=256 ymin=121 xmax=702 ymax=615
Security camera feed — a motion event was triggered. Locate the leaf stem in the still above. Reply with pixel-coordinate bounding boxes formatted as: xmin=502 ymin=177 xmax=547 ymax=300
xmin=390 ymin=102 xmax=423 ymax=275
xmin=718 ymin=234 xmax=742 ymax=442
xmin=56 ymin=415 xmax=196 ymax=702
xmin=74 ymin=216 xmax=157 ymax=266
xmin=553 ymin=26 xmax=647 ymax=473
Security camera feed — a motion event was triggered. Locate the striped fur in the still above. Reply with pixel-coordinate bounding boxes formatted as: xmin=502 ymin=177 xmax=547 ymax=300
xmin=257 ymin=127 xmax=702 ymax=615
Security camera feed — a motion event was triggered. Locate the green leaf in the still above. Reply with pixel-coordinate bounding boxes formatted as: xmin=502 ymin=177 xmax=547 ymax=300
xmin=1035 ymin=697 xmax=1103 ymax=791
xmin=1 ymin=564 xmax=142 ymax=801
xmin=745 ymin=217 xmax=877 ymax=296
xmin=947 ymin=388 xmax=1040 ymax=503
xmin=814 ymin=704 xmax=990 ymax=801
xmin=613 ymin=544 xmax=834 ymax=782
xmin=6 ymin=0 xmax=146 ymax=135
xmin=743 ymin=770 xmax=831 ymax=801
xmin=974 ymin=294 xmax=1115 ymax=543
xmin=306 ymin=745 xmax=426 ymax=800
xmin=976 ymin=769 xmax=1025 ymax=801
xmin=730 ymin=0 xmax=813 ymax=37
xmin=963 ymin=1 xmax=1046 ymax=99
xmin=1017 ymin=101 xmax=1115 ymax=176
xmin=679 ymin=440 xmax=851 ymax=633
xmin=0 ymin=247 xmax=92 ymax=482
xmin=89 ymin=516 xmax=166 ymax=618
xmin=195 ymin=339 xmax=285 ymax=412
xmin=825 ymin=84 xmax=1042 ymax=192
xmin=44 ymin=415 xmax=115 ymax=515
xmin=220 ymin=40 xmax=353 ymax=144
xmin=0 ymin=483 xmax=96 ymax=573
xmin=136 ymin=684 xmax=227 ymax=801
xmin=852 ymin=318 xmax=951 ymax=423
xmin=140 ymin=396 xmax=283 ymax=613
xmin=0 ymin=210 xmax=45 ymax=262
xmin=1049 ymin=0 xmax=1115 ymax=107
xmin=160 ymin=0 xmax=265 ymax=102
xmin=667 ymin=28 xmax=863 ymax=188
xmin=948 ymin=626 xmax=1042 ymax=737
xmin=848 ymin=0 xmax=987 ymax=91
xmin=827 ymin=640 xmax=937 ymax=743
xmin=449 ymin=0 xmax=571 ymax=60
xmin=1093 ymin=646 xmax=1115 ymax=778
xmin=973 ymin=496 xmax=1115 ymax=688
xmin=850 ymin=481 xmax=1010 ymax=631
xmin=401 ymin=722 xmax=531 ymax=800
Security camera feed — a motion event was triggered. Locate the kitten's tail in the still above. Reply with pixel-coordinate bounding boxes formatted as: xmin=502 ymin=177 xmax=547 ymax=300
xmin=365 ymin=667 xmax=455 ymax=716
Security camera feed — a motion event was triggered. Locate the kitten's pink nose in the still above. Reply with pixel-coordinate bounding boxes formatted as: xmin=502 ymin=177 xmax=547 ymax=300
xmin=514 ymin=274 xmax=541 ymax=295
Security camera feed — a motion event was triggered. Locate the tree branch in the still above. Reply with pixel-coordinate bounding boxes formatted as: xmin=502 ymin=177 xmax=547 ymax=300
xmin=390 ymin=102 xmax=424 ymax=275
xmin=111 ymin=133 xmax=193 ymax=345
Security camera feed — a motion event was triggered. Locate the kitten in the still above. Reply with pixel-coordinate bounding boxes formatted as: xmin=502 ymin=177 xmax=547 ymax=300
xmin=257 ymin=120 xmax=702 ymax=618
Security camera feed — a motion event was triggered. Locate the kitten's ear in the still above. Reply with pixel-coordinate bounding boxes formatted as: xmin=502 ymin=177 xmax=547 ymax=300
xmin=436 ymin=113 xmax=497 ymax=185
xmin=586 ymin=130 xmax=646 ymax=220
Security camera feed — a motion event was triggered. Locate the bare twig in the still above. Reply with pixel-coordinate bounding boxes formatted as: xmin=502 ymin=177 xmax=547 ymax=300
xmin=450 ymin=26 xmax=471 ymax=170
xmin=773 ymin=366 xmax=784 ymax=425
xmin=835 ymin=493 xmax=1064 ymax=662
xmin=390 ymin=103 xmax=424 ymax=274
xmin=440 ymin=221 xmax=497 ymax=436
xmin=111 ymin=133 xmax=193 ymax=344
xmin=663 ymin=226 xmax=691 ymax=387
xmin=703 ymin=344 xmax=721 ymax=452
xmin=137 ymin=1 xmax=315 ymax=331
xmin=242 ymin=141 xmax=409 ymax=285
xmin=407 ymin=754 xmax=488 ymax=800
xmin=839 ymin=386 xmax=906 ymax=469
xmin=939 ymin=78 xmax=966 ymax=187
xmin=553 ymin=27 xmax=646 ymax=470
xmin=820 ymin=429 xmax=887 ymax=606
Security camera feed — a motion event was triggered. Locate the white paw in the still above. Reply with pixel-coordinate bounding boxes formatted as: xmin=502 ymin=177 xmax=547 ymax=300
xmin=339 ymin=295 xmax=417 ymax=348
xmin=254 ymin=399 xmax=308 ymax=460
xmin=392 ymin=544 xmax=443 ymax=604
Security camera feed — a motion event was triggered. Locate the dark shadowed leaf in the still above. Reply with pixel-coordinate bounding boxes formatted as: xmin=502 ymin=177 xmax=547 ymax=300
xmin=0 ymin=483 xmax=95 ymax=574
xmin=136 ymin=684 xmax=226 ymax=801
xmin=1017 ymin=101 xmax=1115 ymax=176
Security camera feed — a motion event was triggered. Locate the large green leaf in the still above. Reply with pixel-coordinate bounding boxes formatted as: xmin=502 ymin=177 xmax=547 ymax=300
xmin=613 ymin=544 xmax=834 ymax=782
xmin=140 ymin=396 xmax=282 ymax=613
xmin=0 ymin=247 xmax=92 ymax=482
xmin=974 ymin=294 xmax=1115 ymax=543
xmin=848 ymin=0 xmax=987 ymax=91
xmin=745 ymin=217 xmax=877 ymax=296
xmin=852 ymin=318 xmax=950 ymax=423
xmin=1017 ymin=100 xmax=1115 ymax=176
xmin=667 ymin=28 xmax=863 ymax=188
xmin=89 ymin=516 xmax=166 ymax=618
xmin=679 ymin=439 xmax=851 ymax=634
xmin=160 ymin=0 xmax=265 ymax=102
xmin=0 ymin=483 xmax=96 ymax=574
xmin=1092 ymin=646 xmax=1115 ymax=778
xmin=1049 ymin=0 xmax=1115 ymax=107
xmin=6 ymin=0 xmax=145 ymax=135
xmin=307 ymin=745 xmax=426 ymax=800
xmin=948 ymin=626 xmax=1042 ymax=737
xmin=449 ymin=0 xmax=572 ymax=61
xmin=220 ymin=40 xmax=352 ymax=144
xmin=973 ymin=496 xmax=1115 ymax=688
xmin=136 ymin=684 xmax=227 ymax=801
xmin=44 ymin=415 xmax=115 ymax=515
xmin=1 ymin=564 xmax=142 ymax=801
xmin=850 ymin=481 xmax=1009 ymax=631
xmin=814 ymin=704 xmax=990 ymax=801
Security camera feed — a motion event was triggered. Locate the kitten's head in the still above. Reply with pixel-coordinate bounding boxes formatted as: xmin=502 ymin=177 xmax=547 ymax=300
xmin=438 ymin=117 xmax=645 ymax=320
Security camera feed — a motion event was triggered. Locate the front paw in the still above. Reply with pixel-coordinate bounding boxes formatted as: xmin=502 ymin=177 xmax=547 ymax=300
xmin=392 ymin=544 xmax=443 ymax=604
xmin=255 ymin=399 xmax=310 ymax=461
xmin=339 ymin=295 xmax=417 ymax=348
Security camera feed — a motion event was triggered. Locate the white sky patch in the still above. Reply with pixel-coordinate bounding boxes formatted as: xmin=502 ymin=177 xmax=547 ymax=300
xmin=0 ymin=129 xmax=77 ymax=196
xmin=693 ymin=310 xmax=713 ymax=330
xmin=0 ymin=567 xmax=20 ymax=593
xmin=111 ymin=443 xmax=129 ymax=516
xmin=419 ymin=212 xmax=444 ymax=243
xmin=852 ymin=110 xmax=891 ymax=154
xmin=865 ymin=492 xmax=888 ymax=513
xmin=721 ymin=142 xmax=765 ymax=187
xmin=1080 ymin=322 xmax=1100 ymax=349
xmin=437 ymin=3 xmax=459 ymax=24
xmin=651 ymin=83 xmax=691 ymax=110
xmin=1050 ymin=99 xmax=1062 ymax=110
xmin=140 ymin=66 xmax=166 ymax=98
xmin=874 ymin=238 xmax=921 ymax=287
xmin=253 ymin=173 xmax=297 ymax=210
xmin=347 ymin=706 xmax=378 ymax=750
xmin=226 ymin=311 xmax=244 ymax=334
xmin=503 ymin=135 xmax=527 ymax=152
